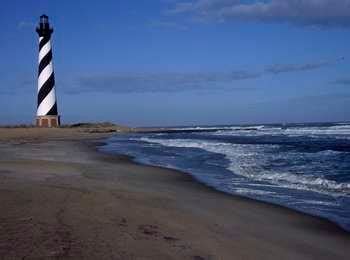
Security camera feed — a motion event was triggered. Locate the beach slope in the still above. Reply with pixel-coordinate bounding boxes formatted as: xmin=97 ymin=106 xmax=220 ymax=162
xmin=0 ymin=128 xmax=349 ymax=259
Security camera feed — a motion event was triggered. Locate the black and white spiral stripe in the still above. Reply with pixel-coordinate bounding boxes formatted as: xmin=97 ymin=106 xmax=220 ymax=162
xmin=37 ymin=36 xmax=57 ymax=116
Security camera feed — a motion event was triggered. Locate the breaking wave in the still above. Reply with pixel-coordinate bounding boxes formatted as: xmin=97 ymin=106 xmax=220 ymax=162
xmin=139 ymin=137 xmax=350 ymax=196
xmin=102 ymin=122 xmax=350 ymax=231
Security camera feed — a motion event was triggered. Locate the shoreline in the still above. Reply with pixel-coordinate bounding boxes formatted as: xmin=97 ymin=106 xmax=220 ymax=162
xmin=0 ymin=128 xmax=349 ymax=259
xmin=97 ymin=143 xmax=350 ymax=235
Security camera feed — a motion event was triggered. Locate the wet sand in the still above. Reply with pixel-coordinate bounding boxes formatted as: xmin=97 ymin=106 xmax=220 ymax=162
xmin=0 ymin=128 xmax=349 ymax=259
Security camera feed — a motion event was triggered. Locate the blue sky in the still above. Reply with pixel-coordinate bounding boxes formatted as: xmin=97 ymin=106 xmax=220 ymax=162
xmin=0 ymin=0 xmax=350 ymax=126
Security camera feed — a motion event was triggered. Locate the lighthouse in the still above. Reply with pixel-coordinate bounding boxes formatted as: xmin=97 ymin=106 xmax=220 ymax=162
xmin=35 ymin=15 xmax=60 ymax=127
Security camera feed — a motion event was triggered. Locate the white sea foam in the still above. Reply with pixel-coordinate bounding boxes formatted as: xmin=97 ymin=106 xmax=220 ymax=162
xmin=315 ymin=150 xmax=344 ymax=156
xmin=285 ymin=127 xmax=350 ymax=136
xmin=212 ymin=124 xmax=350 ymax=138
xmin=251 ymin=171 xmax=350 ymax=193
xmin=291 ymin=200 xmax=338 ymax=207
xmin=171 ymin=125 xmax=269 ymax=133
xmin=139 ymin=137 xmax=350 ymax=196
xmin=170 ymin=126 xmax=230 ymax=131
xmin=231 ymin=188 xmax=276 ymax=196
xmin=329 ymin=124 xmax=350 ymax=130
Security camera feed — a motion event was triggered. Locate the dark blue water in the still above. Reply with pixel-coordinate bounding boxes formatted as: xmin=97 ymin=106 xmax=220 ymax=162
xmin=100 ymin=122 xmax=350 ymax=231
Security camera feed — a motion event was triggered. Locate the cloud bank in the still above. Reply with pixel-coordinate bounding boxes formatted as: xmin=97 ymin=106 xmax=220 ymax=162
xmin=71 ymin=71 xmax=261 ymax=94
xmin=266 ymin=61 xmax=334 ymax=74
xmin=63 ymin=58 xmax=341 ymax=94
xmin=332 ymin=78 xmax=350 ymax=85
xmin=168 ymin=0 xmax=350 ymax=28
xmin=3 ymin=59 xmax=340 ymax=95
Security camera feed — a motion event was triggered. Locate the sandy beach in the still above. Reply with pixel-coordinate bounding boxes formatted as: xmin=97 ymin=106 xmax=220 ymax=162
xmin=0 ymin=127 xmax=349 ymax=259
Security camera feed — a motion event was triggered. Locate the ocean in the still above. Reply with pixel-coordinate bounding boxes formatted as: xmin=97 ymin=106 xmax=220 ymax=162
xmin=100 ymin=122 xmax=350 ymax=231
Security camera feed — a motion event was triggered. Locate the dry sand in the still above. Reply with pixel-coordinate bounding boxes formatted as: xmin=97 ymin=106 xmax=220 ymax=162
xmin=0 ymin=128 xmax=349 ymax=259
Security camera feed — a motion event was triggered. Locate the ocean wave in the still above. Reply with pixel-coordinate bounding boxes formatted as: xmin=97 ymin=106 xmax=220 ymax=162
xmin=229 ymin=125 xmax=266 ymax=131
xmin=248 ymin=171 xmax=350 ymax=194
xmin=285 ymin=127 xmax=350 ymax=136
xmin=213 ymin=125 xmax=350 ymax=138
xmin=168 ymin=124 xmax=350 ymax=140
xmin=291 ymin=200 xmax=338 ymax=207
xmin=171 ymin=126 xmax=228 ymax=131
xmin=329 ymin=124 xmax=350 ymax=129
xmin=139 ymin=137 xmax=350 ymax=195
xmin=171 ymin=125 xmax=266 ymax=132
xmin=231 ymin=188 xmax=276 ymax=196
xmin=316 ymin=150 xmax=345 ymax=156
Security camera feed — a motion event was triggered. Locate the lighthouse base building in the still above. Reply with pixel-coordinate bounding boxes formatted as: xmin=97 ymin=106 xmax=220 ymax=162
xmin=35 ymin=15 xmax=60 ymax=128
xmin=36 ymin=115 xmax=60 ymax=128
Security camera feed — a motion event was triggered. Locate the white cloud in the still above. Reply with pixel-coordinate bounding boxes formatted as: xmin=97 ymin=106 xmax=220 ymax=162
xmin=168 ymin=0 xmax=350 ymax=28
